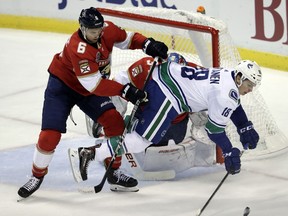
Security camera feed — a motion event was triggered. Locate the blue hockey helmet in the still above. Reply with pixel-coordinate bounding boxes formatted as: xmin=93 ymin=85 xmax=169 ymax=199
xmin=79 ymin=7 xmax=104 ymax=29
xmin=167 ymin=52 xmax=187 ymax=66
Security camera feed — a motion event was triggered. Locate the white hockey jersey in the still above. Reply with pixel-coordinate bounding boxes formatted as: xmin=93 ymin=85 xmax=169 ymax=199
xmin=152 ymin=61 xmax=240 ymax=134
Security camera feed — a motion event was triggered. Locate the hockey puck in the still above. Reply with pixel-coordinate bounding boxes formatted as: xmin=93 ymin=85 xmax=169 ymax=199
xmin=243 ymin=206 xmax=250 ymax=216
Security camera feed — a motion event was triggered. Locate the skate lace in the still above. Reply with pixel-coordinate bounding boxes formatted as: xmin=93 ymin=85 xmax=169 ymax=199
xmin=23 ymin=177 xmax=40 ymax=191
xmin=113 ymin=169 xmax=131 ymax=183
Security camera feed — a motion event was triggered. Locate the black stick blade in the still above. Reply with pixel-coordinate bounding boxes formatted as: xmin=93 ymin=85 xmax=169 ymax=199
xmin=94 ymin=183 xmax=104 ymax=193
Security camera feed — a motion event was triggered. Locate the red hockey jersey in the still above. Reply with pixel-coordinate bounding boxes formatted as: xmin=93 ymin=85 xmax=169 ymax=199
xmin=48 ymin=21 xmax=147 ymax=97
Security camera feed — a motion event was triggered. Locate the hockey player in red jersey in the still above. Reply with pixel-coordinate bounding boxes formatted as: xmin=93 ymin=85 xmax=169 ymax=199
xmin=18 ymin=7 xmax=168 ymax=198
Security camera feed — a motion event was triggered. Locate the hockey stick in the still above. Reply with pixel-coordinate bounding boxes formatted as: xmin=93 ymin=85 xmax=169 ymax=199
xmin=196 ymin=150 xmax=245 ymax=216
xmin=93 ymin=57 xmax=160 ymax=193
xmin=196 ymin=172 xmax=229 ymax=216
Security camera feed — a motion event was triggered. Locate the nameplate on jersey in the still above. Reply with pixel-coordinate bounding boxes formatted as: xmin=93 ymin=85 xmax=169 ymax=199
xmin=209 ymin=69 xmax=221 ymax=84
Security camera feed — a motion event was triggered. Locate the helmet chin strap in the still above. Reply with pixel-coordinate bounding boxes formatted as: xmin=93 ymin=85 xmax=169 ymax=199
xmin=235 ymin=74 xmax=243 ymax=88
xmin=237 ymin=79 xmax=243 ymax=88
xmin=80 ymin=26 xmax=88 ymax=40
xmin=80 ymin=25 xmax=101 ymax=44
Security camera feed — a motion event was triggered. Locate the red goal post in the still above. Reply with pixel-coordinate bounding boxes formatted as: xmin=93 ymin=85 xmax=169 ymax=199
xmin=98 ymin=7 xmax=220 ymax=67
xmin=97 ymin=7 xmax=288 ymax=164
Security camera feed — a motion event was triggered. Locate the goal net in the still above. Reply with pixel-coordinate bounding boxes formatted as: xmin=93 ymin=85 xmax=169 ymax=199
xmin=98 ymin=7 xmax=288 ymax=163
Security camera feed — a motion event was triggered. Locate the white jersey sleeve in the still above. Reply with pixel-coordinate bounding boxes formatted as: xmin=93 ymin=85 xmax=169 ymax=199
xmin=206 ymin=69 xmax=239 ymax=133
xmin=111 ymin=70 xmax=130 ymax=116
xmin=113 ymin=70 xmax=130 ymax=85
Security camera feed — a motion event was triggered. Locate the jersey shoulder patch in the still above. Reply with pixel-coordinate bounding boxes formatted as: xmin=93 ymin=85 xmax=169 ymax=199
xmin=229 ymin=89 xmax=239 ymax=102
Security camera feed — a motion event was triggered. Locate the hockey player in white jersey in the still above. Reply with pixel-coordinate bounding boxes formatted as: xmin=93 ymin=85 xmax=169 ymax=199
xmin=70 ymin=59 xmax=261 ymax=182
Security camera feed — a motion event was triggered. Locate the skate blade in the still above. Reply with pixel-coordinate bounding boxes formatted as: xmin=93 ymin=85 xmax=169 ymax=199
xmin=17 ymin=196 xmax=24 ymax=202
xmin=68 ymin=148 xmax=83 ymax=183
xmin=109 ymin=184 xmax=139 ymax=192
xmin=17 ymin=195 xmax=27 ymax=202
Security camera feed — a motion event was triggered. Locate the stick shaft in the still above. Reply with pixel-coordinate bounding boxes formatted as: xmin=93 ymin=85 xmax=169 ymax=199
xmin=197 ymin=172 xmax=229 ymax=216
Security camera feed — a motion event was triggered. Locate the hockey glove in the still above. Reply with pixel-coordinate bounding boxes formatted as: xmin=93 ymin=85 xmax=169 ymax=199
xmin=143 ymin=38 xmax=168 ymax=59
xmin=121 ymin=83 xmax=148 ymax=105
xmin=237 ymin=121 xmax=259 ymax=149
xmin=223 ymin=147 xmax=241 ymax=175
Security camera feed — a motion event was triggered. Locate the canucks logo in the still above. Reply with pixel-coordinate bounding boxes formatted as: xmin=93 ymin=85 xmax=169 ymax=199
xmin=247 ymin=63 xmax=253 ymax=69
xmin=229 ymin=89 xmax=238 ymax=102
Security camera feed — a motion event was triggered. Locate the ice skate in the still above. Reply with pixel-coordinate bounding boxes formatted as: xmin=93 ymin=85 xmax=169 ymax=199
xmin=107 ymin=168 xmax=139 ymax=192
xmin=68 ymin=147 xmax=95 ymax=182
xmin=18 ymin=176 xmax=44 ymax=198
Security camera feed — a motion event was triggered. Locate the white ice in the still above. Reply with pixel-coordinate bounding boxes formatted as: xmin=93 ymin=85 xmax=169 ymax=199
xmin=0 ymin=29 xmax=288 ymax=216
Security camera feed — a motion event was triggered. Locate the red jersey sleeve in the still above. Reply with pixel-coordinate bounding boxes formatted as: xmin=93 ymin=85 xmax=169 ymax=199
xmin=93 ymin=79 xmax=124 ymax=96
xmin=100 ymin=21 xmax=128 ymax=51
xmin=103 ymin=21 xmax=147 ymax=50
xmin=128 ymin=32 xmax=147 ymax=50
xmin=187 ymin=61 xmax=203 ymax=68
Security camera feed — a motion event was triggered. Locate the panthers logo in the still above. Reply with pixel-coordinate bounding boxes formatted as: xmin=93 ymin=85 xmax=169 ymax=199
xmin=131 ymin=65 xmax=143 ymax=77
xmin=79 ymin=60 xmax=90 ymax=74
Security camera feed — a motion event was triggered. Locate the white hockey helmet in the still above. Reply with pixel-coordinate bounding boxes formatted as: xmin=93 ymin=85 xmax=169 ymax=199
xmin=234 ymin=60 xmax=262 ymax=86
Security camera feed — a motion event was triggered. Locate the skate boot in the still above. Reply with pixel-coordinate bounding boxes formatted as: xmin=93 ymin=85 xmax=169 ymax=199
xmin=68 ymin=146 xmax=95 ymax=182
xmin=107 ymin=168 xmax=139 ymax=192
xmin=18 ymin=176 xmax=44 ymax=198
xmin=78 ymin=147 xmax=95 ymax=181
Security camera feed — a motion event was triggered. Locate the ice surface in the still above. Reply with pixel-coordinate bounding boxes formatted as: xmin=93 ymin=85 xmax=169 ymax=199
xmin=0 ymin=29 xmax=288 ymax=216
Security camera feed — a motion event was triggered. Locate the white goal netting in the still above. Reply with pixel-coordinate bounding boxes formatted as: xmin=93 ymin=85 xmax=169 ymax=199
xmin=101 ymin=7 xmax=288 ymax=162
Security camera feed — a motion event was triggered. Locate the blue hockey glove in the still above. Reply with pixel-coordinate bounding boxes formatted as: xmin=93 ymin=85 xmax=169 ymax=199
xmin=121 ymin=83 xmax=148 ymax=105
xmin=237 ymin=121 xmax=259 ymax=149
xmin=223 ymin=148 xmax=241 ymax=175
xmin=143 ymin=38 xmax=168 ymax=59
